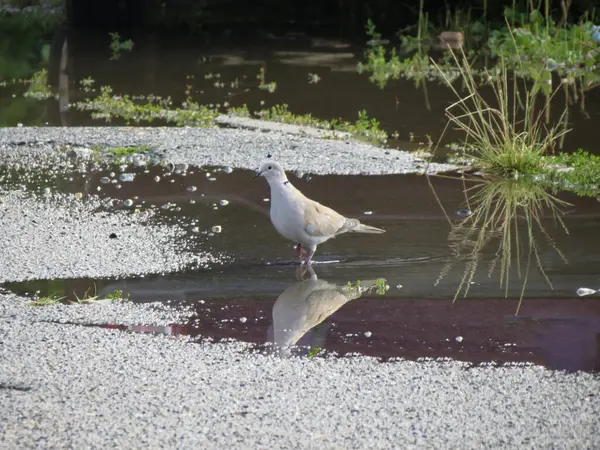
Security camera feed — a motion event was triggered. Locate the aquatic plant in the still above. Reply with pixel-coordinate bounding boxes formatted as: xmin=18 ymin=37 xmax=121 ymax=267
xmin=23 ymin=68 xmax=55 ymax=100
xmin=545 ymin=149 xmax=600 ymax=198
xmin=257 ymin=67 xmax=277 ymax=93
xmin=109 ymin=32 xmax=134 ymax=61
xmin=250 ymin=104 xmax=388 ymax=145
xmin=74 ymin=85 xmax=219 ymax=126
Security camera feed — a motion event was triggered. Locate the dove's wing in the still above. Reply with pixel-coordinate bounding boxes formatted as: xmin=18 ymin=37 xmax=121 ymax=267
xmin=301 ymin=197 xmax=358 ymax=238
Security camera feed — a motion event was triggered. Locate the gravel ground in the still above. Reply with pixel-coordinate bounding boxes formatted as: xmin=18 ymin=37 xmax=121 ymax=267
xmin=1 ymin=293 xmax=599 ymax=449
xmin=0 ymin=126 xmax=455 ymax=175
xmin=0 ymin=190 xmax=217 ymax=283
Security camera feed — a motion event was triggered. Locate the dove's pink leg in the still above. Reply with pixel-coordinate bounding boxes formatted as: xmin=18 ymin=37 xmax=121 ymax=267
xmin=304 ymin=250 xmax=315 ymax=265
xmin=295 ymin=243 xmax=303 ymax=258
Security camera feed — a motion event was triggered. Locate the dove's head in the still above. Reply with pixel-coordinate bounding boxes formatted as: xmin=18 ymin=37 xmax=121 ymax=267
xmin=255 ymin=161 xmax=287 ymax=183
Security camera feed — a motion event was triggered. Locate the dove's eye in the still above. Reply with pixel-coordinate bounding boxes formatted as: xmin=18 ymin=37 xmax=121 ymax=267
xmin=267 ymin=166 xmax=273 ymax=170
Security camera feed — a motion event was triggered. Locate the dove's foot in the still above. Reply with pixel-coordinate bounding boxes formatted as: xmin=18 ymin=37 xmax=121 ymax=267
xmin=294 ymin=243 xmax=303 ymax=258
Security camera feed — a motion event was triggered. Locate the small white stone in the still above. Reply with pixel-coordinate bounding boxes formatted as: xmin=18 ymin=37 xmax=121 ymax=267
xmin=187 ymin=186 xmax=197 ymax=192
xmin=211 ymin=225 xmax=222 ymax=233
xmin=364 ymin=331 xmax=372 ymax=338
xmin=219 ymin=199 xmax=229 ymax=206
xmin=455 ymin=336 xmax=464 ymax=343
xmin=263 ymin=198 xmax=270 ymax=202
xmin=364 ymin=211 xmax=373 ymax=215
xmin=577 ymin=287 xmax=596 ymax=297
xmin=154 ymin=176 xmax=160 ymax=182
xmin=223 ymin=167 xmax=233 ymax=174
xmin=119 ymin=173 xmax=135 ymax=182
xmin=239 ymin=317 xmax=247 ymax=323
xmin=124 ymin=199 xmax=134 ymax=207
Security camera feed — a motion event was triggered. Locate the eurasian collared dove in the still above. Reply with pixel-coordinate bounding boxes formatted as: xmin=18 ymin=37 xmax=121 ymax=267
xmin=255 ymin=161 xmax=385 ymax=264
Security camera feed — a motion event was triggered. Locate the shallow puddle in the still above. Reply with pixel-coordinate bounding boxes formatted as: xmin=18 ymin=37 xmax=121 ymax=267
xmin=5 ymin=266 xmax=600 ymax=372
xmin=2 ymin=161 xmax=600 ymax=371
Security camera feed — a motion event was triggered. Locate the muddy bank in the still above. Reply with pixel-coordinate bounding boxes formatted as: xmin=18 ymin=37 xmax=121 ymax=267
xmin=0 ymin=126 xmax=455 ymax=175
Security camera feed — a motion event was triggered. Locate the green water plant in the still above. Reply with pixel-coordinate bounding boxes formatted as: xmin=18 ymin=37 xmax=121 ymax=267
xmin=74 ymin=85 xmax=219 ymax=126
xmin=23 ymin=68 xmax=55 ymax=100
xmin=109 ymin=32 xmax=134 ymax=61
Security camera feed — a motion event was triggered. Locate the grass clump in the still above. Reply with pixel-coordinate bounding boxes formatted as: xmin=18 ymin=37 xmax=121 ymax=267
xmin=433 ymin=49 xmax=568 ymax=178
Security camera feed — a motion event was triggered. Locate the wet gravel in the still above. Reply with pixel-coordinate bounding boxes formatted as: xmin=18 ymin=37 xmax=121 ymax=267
xmin=0 ymin=190 xmax=217 ymax=283
xmin=1 ymin=293 xmax=599 ymax=449
xmin=0 ymin=126 xmax=455 ymax=175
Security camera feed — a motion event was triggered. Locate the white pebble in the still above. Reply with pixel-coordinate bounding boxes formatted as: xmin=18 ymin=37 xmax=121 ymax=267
xmin=239 ymin=317 xmax=247 ymax=323
xmin=455 ymin=336 xmax=463 ymax=343
xmin=211 ymin=225 xmax=222 ymax=233
xmin=364 ymin=211 xmax=373 ymax=215
xmin=119 ymin=173 xmax=135 ymax=182
xmin=154 ymin=176 xmax=160 ymax=182
xmin=124 ymin=199 xmax=134 ymax=207
xmin=364 ymin=331 xmax=372 ymax=338
xmin=219 ymin=199 xmax=229 ymax=206
xmin=223 ymin=167 xmax=233 ymax=174
xmin=577 ymin=287 xmax=596 ymax=297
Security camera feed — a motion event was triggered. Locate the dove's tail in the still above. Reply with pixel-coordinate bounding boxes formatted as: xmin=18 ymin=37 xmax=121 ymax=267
xmin=353 ymin=223 xmax=386 ymax=234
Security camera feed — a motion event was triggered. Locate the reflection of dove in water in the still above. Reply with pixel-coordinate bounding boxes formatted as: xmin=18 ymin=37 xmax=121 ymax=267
xmin=272 ymin=266 xmax=385 ymax=355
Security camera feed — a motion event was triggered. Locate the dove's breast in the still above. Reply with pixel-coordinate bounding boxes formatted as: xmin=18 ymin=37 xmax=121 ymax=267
xmin=269 ymin=186 xmax=305 ymax=243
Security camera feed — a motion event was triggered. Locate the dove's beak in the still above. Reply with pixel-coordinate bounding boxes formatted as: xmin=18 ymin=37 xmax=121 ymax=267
xmin=254 ymin=170 xmax=263 ymax=179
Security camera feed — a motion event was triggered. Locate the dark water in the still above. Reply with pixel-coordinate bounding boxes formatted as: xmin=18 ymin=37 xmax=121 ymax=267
xmin=2 ymin=163 xmax=600 ymax=371
xmin=2 ymin=30 xmax=600 ymax=154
